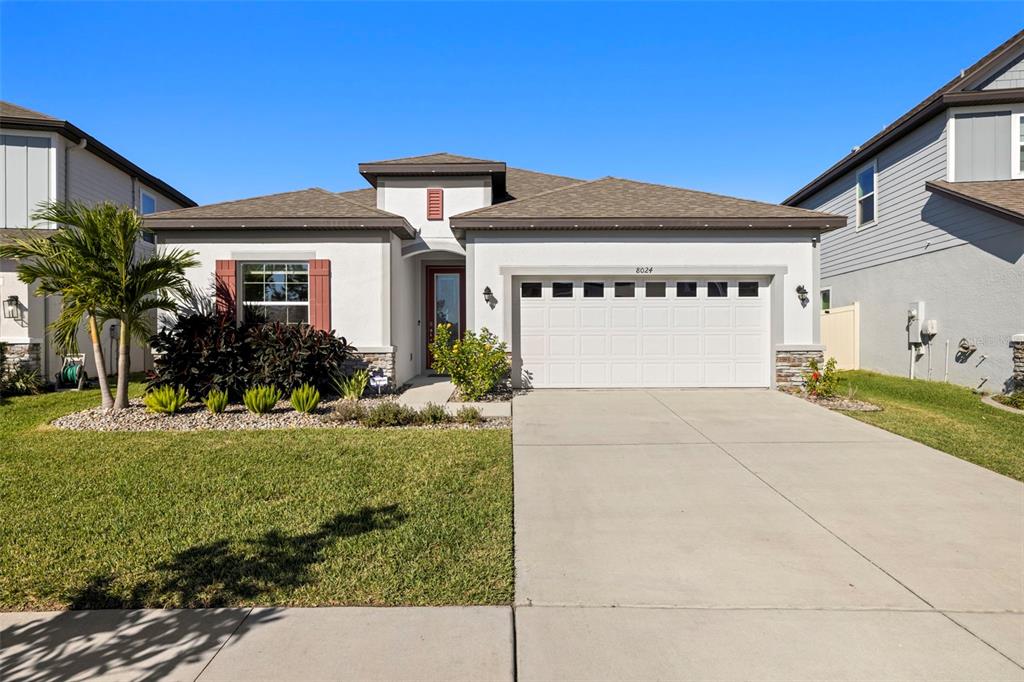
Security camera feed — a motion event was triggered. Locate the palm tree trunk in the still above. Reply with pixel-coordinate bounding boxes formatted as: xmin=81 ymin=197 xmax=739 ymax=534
xmin=113 ymin=322 xmax=131 ymax=409
xmin=87 ymin=315 xmax=114 ymax=410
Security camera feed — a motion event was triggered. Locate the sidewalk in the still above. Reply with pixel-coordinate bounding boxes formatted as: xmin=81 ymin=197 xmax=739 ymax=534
xmin=1 ymin=607 xmax=514 ymax=682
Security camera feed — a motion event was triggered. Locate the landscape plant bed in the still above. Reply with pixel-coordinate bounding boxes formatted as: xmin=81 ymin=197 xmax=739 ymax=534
xmin=784 ymin=389 xmax=881 ymax=412
xmin=1 ymin=386 xmax=513 ymax=609
xmin=51 ymin=396 xmax=508 ymax=432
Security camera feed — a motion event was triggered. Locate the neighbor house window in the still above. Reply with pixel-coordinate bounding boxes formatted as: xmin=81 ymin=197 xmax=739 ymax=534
xmin=821 ymin=287 xmax=832 ymax=311
xmin=1019 ymin=115 xmax=1024 ymax=173
xmin=856 ymin=162 xmax=876 ymax=227
xmin=241 ymin=262 xmax=309 ymax=324
xmin=140 ymin=191 xmax=156 ymax=215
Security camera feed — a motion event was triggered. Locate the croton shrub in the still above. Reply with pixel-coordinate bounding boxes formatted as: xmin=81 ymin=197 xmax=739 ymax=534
xmin=150 ymin=312 xmax=352 ymax=399
xmin=429 ymin=323 xmax=509 ymax=401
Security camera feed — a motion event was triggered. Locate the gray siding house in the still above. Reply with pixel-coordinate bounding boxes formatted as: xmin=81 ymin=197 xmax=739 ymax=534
xmin=786 ymin=31 xmax=1024 ymax=393
xmin=1 ymin=102 xmax=195 ymax=380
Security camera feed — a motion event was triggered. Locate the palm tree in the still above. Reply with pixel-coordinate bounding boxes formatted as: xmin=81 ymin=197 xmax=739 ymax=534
xmin=0 ymin=211 xmax=117 ymax=408
xmin=0 ymin=202 xmax=198 ymax=410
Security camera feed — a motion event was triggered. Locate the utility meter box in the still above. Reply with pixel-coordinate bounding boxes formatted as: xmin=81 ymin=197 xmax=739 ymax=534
xmin=922 ymin=319 xmax=938 ymax=336
xmin=907 ymin=301 xmax=925 ymax=344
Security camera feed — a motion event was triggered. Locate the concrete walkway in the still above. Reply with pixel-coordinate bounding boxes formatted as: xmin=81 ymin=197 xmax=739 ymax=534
xmin=1 ymin=607 xmax=514 ymax=681
xmin=513 ymin=389 xmax=1024 ymax=680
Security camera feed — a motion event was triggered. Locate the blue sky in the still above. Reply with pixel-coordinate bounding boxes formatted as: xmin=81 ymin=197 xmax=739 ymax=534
xmin=2 ymin=2 xmax=1021 ymax=205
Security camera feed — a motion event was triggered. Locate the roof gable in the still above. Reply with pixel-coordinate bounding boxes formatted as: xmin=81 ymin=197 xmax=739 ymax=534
xmin=785 ymin=30 xmax=1024 ymax=206
xmin=361 ymin=152 xmax=502 ymax=166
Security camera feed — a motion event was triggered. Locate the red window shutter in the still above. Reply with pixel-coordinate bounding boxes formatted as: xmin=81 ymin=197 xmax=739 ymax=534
xmin=426 ymin=188 xmax=443 ymax=220
xmin=215 ymin=260 xmax=237 ymax=319
xmin=308 ymin=259 xmax=331 ymax=331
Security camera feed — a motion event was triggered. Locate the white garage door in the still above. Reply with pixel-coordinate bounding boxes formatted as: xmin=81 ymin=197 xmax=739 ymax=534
xmin=518 ymin=277 xmax=770 ymax=388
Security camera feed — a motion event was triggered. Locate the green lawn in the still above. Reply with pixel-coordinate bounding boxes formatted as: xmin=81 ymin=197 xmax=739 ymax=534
xmin=0 ymin=386 xmax=513 ymax=610
xmin=838 ymin=371 xmax=1024 ymax=482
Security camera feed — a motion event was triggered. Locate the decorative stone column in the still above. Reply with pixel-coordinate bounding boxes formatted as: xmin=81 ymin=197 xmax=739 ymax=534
xmin=1012 ymin=334 xmax=1024 ymax=391
xmin=775 ymin=344 xmax=825 ymax=391
xmin=341 ymin=348 xmax=397 ymax=388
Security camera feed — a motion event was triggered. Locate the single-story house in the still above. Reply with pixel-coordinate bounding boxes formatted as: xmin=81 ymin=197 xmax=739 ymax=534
xmin=146 ymin=153 xmax=845 ymax=389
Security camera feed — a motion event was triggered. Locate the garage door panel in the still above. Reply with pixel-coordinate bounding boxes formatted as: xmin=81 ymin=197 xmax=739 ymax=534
xmin=519 ymin=277 xmax=769 ymax=388
xmin=549 ymin=335 xmax=578 ymax=357
xmin=549 ymin=306 xmax=576 ymax=329
xmin=610 ymin=307 xmax=638 ymax=329
xmin=580 ymin=307 xmax=607 ymax=328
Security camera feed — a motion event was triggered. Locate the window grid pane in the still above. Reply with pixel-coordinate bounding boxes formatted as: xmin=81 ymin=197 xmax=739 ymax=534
xmin=552 ymin=282 xmax=573 ymax=298
xmin=241 ymin=262 xmax=310 ymax=325
xmin=645 ymin=282 xmax=666 ymax=297
xmin=521 ymin=282 xmax=542 ymax=298
xmin=738 ymin=281 xmax=759 ymax=297
xmin=583 ymin=282 xmax=604 ymax=298
xmin=708 ymin=281 xmax=728 ymax=297
xmin=676 ymin=281 xmax=697 ymax=297
xmin=614 ymin=282 xmax=635 ymax=298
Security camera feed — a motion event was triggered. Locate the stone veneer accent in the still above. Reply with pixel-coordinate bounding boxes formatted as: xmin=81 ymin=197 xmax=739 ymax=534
xmin=341 ymin=349 xmax=396 ymax=389
xmin=775 ymin=345 xmax=825 ymax=390
xmin=1012 ymin=334 xmax=1024 ymax=391
xmin=1 ymin=342 xmax=42 ymax=376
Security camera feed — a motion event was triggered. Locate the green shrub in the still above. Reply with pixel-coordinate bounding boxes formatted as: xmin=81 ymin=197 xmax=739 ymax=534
xmin=804 ymin=357 xmax=839 ymax=398
xmin=994 ymin=392 xmax=1024 ymax=410
xmin=150 ymin=309 xmax=352 ymax=399
xmin=290 ymin=383 xmax=321 ymax=413
xmin=243 ymin=385 xmax=282 ymax=414
xmin=418 ymin=402 xmax=451 ymax=424
xmin=454 ymin=406 xmax=483 ymax=425
xmin=360 ymin=401 xmax=419 ymax=428
xmin=143 ymin=385 xmax=189 ymax=414
xmin=428 ymin=324 xmax=509 ymax=401
xmin=204 ymin=387 xmax=229 ymax=414
xmin=332 ymin=369 xmax=369 ymax=400
xmin=328 ymin=399 xmax=366 ymax=423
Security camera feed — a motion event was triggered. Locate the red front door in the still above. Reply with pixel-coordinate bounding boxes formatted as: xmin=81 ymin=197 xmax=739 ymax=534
xmin=425 ymin=265 xmax=466 ymax=368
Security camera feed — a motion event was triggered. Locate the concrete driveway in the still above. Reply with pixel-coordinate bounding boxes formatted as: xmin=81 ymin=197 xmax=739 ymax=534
xmin=513 ymin=389 xmax=1024 ymax=680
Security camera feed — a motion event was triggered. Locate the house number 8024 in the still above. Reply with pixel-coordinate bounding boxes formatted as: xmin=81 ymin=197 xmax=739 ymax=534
xmin=635 ymin=266 xmax=654 ymax=274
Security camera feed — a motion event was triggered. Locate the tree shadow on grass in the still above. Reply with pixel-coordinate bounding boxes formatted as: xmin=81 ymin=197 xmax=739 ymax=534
xmin=1 ymin=504 xmax=405 ymax=682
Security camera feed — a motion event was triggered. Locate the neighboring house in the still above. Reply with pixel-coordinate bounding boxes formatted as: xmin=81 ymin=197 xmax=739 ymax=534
xmin=0 ymin=101 xmax=196 ymax=381
xmin=148 ymin=153 xmax=844 ymax=389
xmin=785 ymin=31 xmax=1024 ymax=393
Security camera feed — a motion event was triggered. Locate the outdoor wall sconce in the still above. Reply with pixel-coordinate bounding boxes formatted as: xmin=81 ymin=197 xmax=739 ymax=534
xmin=3 ymin=295 xmax=20 ymax=319
xmin=482 ymin=286 xmax=497 ymax=309
xmin=795 ymin=285 xmax=809 ymax=307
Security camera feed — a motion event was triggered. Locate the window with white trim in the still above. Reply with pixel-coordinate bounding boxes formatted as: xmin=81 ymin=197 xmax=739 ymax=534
xmin=821 ymin=287 xmax=831 ymax=311
xmin=140 ymin=191 xmax=156 ymax=215
xmin=241 ymin=262 xmax=309 ymax=324
xmin=855 ymin=163 xmax=876 ymax=228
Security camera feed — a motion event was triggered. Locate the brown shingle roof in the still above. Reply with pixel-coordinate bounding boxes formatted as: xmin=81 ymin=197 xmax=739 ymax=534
xmin=362 ymin=152 xmax=502 ymax=165
xmin=926 ymin=180 xmax=1024 ymax=226
xmin=451 ymin=177 xmax=844 ymax=230
xmin=145 ymin=188 xmax=414 ymax=237
xmin=500 ymin=167 xmax=583 ymax=202
xmin=785 ymin=30 xmax=1024 ymax=206
xmin=0 ymin=101 xmax=59 ymax=121
xmin=337 ymin=187 xmax=377 ymax=207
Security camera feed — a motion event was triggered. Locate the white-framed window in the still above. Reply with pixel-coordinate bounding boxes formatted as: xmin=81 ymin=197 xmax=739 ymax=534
xmin=855 ymin=162 xmax=876 ymax=228
xmin=1019 ymin=114 xmax=1023 ymax=174
xmin=821 ymin=287 xmax=832 ymax=311
xmin=240 ymin=262 xmax=309 ymax=324
xmin=140 ymin=191 xmax=156 ymax=215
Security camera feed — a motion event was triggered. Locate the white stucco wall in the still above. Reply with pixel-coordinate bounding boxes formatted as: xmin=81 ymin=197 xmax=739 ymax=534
xmin=378 ymin=176 xmax=491 ymax=253
xmin=390 ymin=234 xmax=419 ymax=384
xmin=157 ymin=230 xmax=392 ymax=349
xmin=467 ymin=230 xmax=819 ymax=347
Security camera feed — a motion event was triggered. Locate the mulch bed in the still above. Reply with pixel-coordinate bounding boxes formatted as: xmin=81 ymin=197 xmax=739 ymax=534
xmin=51 ymin=396 xmax=509 ymax=432
xmin=782 ymin=389 xmax=882 ymax=412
